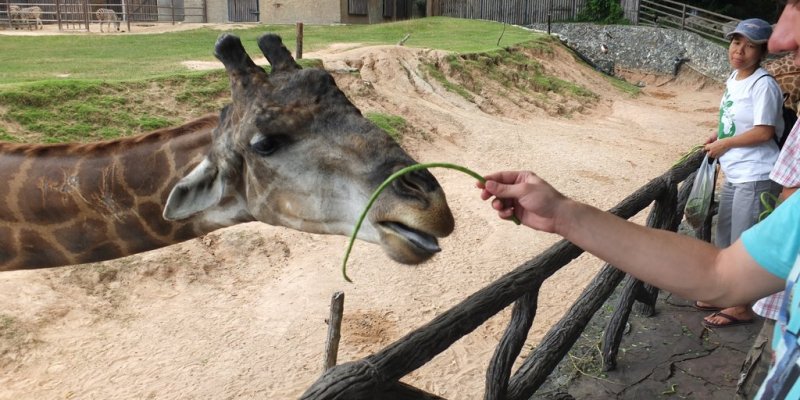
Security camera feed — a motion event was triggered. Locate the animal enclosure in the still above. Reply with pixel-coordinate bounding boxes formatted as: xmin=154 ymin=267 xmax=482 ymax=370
xmin=1 ymin=0 xmax=207 ymax=31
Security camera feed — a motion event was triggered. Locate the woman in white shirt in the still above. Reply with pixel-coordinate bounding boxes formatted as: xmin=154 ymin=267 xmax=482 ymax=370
xmin=697 ymin=18 xmax=785 ymax=328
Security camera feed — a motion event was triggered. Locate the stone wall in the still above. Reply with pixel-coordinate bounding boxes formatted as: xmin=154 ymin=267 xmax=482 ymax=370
xmin=528 ymin=23 xmax=731 ymax=83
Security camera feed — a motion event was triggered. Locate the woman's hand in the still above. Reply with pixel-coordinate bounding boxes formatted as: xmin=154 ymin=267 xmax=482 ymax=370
xmin=704 ymin=138 xmax=730 ymax=158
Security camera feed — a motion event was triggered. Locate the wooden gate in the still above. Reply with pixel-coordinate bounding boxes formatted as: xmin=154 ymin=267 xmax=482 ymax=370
xmin=227 ymin=0 xmax=257 ymax=22
xmin=56 ymin=0 xmax=90 ymax=31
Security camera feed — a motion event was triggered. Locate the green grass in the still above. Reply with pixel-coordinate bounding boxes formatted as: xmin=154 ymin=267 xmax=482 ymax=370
xmin=0 ymin=17 xmax=538 ymax=85
xmin=0 ymin=18 xmax=615 ymax=143
xmin=432 ymin=39 xmax=598 ymax=110
xmin=606 ymin=75 xmax=641 ymax=96
xmin=366 ymin=112 xmax=407 ymax=141
xmin=422 ymin=62 xmax=474 ymax=102
xmin=0 ymin=73 xmax=229 ymax=142
xmin=0 ymin=314 xmax=22 ymax=343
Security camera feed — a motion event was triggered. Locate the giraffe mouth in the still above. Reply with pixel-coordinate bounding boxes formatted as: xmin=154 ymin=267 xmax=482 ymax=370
xmin=381 ymin=222 xmax=441 ymax=254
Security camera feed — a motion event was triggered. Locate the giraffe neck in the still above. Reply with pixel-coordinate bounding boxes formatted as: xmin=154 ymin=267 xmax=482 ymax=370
xmin=0 ymin=115 xmax=254 ymax=271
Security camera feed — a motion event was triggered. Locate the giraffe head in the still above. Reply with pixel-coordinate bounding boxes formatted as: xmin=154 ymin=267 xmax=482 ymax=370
xmin=163 ymin=33 xmax=455 ymax=264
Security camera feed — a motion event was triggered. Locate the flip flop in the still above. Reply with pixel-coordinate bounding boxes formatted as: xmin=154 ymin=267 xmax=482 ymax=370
xmin=693 ymin=301 xmax=722 ymax=312
xmin=702 ymin=312 xmax=754 ymax=328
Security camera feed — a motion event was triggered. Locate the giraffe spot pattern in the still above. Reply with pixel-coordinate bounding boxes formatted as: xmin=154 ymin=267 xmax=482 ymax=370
xmin=123 ymin=148 xmax=170 ymax=197
xmin=0 ymin=226 xmax=16 ymax=266
xmin=113 ymin=213 xmax=169 ymax=253
xmin=53 ymin=218 xmax=110 ymax=254
xmin=20 ymin=161 xmax=82 ymax=225
xmin=139 ymin=201 xmax=173 ymax=237
xmin=18 ymin=228 xmax=71 ymax=269
xmin=85 ymin=242 xmax=125 ymax=263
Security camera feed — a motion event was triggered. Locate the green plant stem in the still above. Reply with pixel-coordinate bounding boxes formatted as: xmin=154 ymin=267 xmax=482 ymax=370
xmin=341 ymin=162 xmax=520 ymax=282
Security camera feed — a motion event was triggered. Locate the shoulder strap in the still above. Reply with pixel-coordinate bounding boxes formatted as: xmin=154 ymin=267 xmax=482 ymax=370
xmin=750 ymin=73 xmax=785 ymax=148
xmin=751 ymin=72 xmax=775 ymax=89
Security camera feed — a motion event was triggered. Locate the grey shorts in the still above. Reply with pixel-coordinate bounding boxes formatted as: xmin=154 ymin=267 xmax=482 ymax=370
xmin=715 ymin=179 xmax=781 ymax=248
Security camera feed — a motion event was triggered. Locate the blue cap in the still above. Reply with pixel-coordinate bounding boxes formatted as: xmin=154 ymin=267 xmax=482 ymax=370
xmin=725 ymin=18 xmax=772 ymax=44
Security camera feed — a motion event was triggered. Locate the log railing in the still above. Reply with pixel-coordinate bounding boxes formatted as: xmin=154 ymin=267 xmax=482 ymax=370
xmin=301 ymin=150 xmax=708 ymax=399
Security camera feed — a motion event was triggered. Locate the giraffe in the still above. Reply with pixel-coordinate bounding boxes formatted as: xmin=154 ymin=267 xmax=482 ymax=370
xmin=765 ymin=52 xmax=800 ymax=113
xmin=0 ymin=33 xmax=455 ymax=271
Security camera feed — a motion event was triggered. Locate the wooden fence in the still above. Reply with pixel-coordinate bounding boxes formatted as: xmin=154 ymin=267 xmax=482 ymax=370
xmin=428 ymin=0 xmax=737 ymax=41
xmin=301 ymin=150 xmax=710 ymax=398
xmin=1 ymin=0 xmax=207 ymax=31
xmin=428 ymin=0 xmax=640 ymax=25
xmin=637 ymin=0 xmax=739 ymax=42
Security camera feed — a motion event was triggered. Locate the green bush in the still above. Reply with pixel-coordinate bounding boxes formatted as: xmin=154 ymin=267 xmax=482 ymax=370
xmin=575 ymin=0 xmax=627 ymax=24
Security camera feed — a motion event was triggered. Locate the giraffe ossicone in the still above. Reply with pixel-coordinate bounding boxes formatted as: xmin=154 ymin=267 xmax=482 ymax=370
xmin=0 ymin=33 xmax=455 ymax=271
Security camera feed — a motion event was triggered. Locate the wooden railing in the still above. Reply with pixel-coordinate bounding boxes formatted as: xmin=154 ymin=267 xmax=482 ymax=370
xmin=301 ymin=150 xmax=709 ymax=399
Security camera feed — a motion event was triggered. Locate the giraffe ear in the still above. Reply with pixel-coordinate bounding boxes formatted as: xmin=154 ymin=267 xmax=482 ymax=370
xmin=163 ymin=158 xmax=225 ymax=220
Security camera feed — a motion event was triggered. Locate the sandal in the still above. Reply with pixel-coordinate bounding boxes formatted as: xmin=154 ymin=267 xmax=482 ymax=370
xmin=702 ymin=312 xmax=754 ymax=328
xmin=693 ymin=301 xmax=722 ymax=312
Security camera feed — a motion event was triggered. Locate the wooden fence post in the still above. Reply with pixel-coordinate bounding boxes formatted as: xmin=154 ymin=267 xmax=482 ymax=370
xmin=323 ymin=291 xmax=345 ymax=371
xmin=83 ymin=0 xmax=90 ymax=32
xmin=54 ymin=0 xmax=63 ymax=31
xmin=295 ymin=22 xmax=303 ymax=60
xmin=6 ymin=0 xmax=13 ymax=29
xmin=124 ymin=0 xmax=130 ymax=32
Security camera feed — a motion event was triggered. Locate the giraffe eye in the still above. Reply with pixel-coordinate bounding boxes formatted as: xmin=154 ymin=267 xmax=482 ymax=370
xmin=250 ymin=134 xmax=290 ymax=156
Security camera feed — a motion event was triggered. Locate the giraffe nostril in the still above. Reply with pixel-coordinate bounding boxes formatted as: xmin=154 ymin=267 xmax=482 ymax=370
xmin=392 ymin=169 xmax=436 ymax=201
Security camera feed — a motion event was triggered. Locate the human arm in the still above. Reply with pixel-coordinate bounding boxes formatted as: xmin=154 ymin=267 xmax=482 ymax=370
xmin=478 ymin=171 xmax=785 ymax=306
xmin=704 ymin=124 xmax=775 ymax=158
xmin=780 ymin=187 xmax=798 ymax=201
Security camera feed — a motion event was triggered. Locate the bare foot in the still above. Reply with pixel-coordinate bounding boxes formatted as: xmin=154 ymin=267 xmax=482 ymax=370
xmin=694 ymin=301 xmax=721 ymax=311
xmin=703 ymin=305 xmax=755 ymax=327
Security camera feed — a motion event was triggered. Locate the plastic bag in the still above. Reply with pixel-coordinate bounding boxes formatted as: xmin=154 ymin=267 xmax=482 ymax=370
xmin=684 ymin=154 xmax=717 ymax=230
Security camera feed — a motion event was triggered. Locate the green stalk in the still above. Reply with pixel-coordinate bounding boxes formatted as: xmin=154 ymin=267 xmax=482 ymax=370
xmin=341 ymin=162 xmax=520 ymax=282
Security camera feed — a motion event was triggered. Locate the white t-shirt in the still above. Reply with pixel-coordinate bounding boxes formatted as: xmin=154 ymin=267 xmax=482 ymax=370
xmin=717 ymin=68 xmax=784 ymax=183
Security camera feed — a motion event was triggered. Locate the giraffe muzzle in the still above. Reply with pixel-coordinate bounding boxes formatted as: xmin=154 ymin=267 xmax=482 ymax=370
xmin=381 ymin=221 xmax=442 ymax=254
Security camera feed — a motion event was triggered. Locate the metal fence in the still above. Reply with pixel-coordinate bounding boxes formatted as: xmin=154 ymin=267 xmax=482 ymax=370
xmin=1 ymin=0 xmax=207 ymax=31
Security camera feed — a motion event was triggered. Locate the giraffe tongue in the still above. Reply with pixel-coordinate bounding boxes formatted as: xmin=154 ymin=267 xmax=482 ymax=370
xmin=384 ymin=222 xmax=441 ymax=253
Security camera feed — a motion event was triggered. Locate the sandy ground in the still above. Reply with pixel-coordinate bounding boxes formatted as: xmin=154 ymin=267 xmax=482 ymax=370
xmin=0 ymin=26 xmax=723 ymax=399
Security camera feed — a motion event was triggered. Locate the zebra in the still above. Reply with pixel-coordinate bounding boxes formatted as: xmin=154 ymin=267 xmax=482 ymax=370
xmin=9 ymin=5 xmax=42 ymax=30
xmin=8 ymin=5 xmax=20 ymax=29
xmin=95 ymin=8 xmax=120 ymax=32
xmin=20 ymin=6 xmax=42 ymax=30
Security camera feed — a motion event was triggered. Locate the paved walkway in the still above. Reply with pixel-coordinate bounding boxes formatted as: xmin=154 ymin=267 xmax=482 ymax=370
xmin=536 ymin=291 xmax=763 ymax=399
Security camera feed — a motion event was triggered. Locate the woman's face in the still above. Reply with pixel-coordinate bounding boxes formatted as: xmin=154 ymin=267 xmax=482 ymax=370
xmin=769 ymin=1 xmax=800 ymax=65
xmin=728 ymin=34 xmax=764 ymax=71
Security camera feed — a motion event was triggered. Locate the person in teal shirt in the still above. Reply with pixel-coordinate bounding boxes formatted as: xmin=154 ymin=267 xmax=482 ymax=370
xmin=476 ymin=3 xmax=800 ymax=397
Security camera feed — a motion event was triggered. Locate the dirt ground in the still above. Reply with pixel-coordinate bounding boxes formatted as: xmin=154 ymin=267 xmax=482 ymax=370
xmin=0 ymin=24 xmax=724 ymax=399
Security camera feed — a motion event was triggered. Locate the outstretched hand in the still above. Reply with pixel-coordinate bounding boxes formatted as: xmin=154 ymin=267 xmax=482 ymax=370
xmin=477 ymin=171 xmax=568 ymax=233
